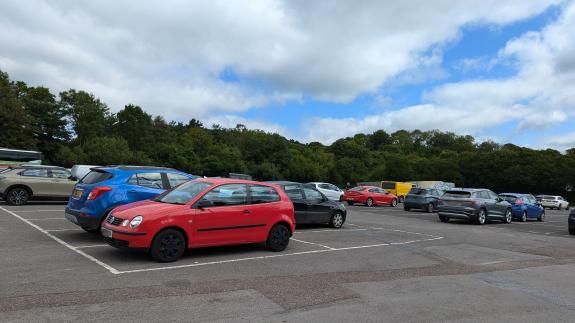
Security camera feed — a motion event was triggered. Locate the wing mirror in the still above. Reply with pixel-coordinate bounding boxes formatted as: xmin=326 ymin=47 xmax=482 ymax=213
xmin=196 ymin=199 xmax=214 ymax=209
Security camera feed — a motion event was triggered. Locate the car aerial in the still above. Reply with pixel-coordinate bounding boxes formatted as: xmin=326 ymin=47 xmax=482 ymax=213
xmin=569 ymin=208 xmax=575 ymax=235
xmin=438 ymin=189 xmax=512 ymax=225
xmin=380 ymin=181 xmax=414 ymax=203
xmin=536 ymin=195 xmax=570 ymax=210
xmin=65 ymin=166 xmax=196 ymax=233
xmin=344 ymin=186 xmax=398 ymax=207
xmin=403 ymin=188 xmax=443 ymax=213
xmin=305 ymin=182 xmax=344 ymax=201
xmin=0 ymin=165 xmax=76 ymax=205
xmin=101 ymin=178 xmax=295 ymax=262
xmin=267 ymin=181 xmax=347 ymax=228
xmin=499 ymin=193 xmax=545 ymax=222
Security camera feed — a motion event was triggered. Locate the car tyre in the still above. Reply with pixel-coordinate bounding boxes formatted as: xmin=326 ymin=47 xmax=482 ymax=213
xmin=329 ymin=212 xmax=345 ymax=229
xmin=520 ymin=211 xmax=527 ymax=222
xmin=82 ymin=226 xmax=100 ymax=233
xmin=266 ymin=224 xmax=290 ymax=252
xmin=366 ymin=198 xmax=374 ymax=207
xmin=503 ymin=209 xmax=512 ymax=224
xmin=6 ymin=187 xmax=30 ymax=206
xmin=558 ymin=205 xmax=562 ymax=211
xmin=427 ymin=203 xmax=434 ymax=213
xmin=439 ymin=215 xmax=449 ymax=223
xmin=404 ymin=205 xmax=411 ymax=211
xmin=570 ymin=223 xmax=575 ymax=235
xmin=390 ymin=199 xmax=398 ymax=207
xmin=538 ymin=211 xmax=545 ymax=222
xmin=347 ymin=201 xmax=354 ymax=206
xmin=150 ymin=229 xmax=186 ymax=262
xmin=475 ymin=209 xmax=487 ymax=225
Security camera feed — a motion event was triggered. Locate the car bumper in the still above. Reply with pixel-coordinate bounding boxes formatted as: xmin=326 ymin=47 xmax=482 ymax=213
xmin=438 ymin=207 xmax=477 ymax=219
xmin=101 ymin=224 xmax=149 ymax=249
xmin=65 ymin=208 xmax=101 ymax=229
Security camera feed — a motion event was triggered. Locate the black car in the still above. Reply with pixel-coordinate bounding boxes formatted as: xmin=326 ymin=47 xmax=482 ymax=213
xmin=267 ymin=181 xmax=347 ymax=228
xmin=403 ymin=188 xmax=443 ymax=213
xmin=569 ymin=208 xmax=575 ymax=235
xmin=438 ymin=188 xmax=512 ymax=225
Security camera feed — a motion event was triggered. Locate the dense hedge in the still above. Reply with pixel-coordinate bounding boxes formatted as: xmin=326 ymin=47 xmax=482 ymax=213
xmin=1 ymin=70 xmax=574 ymax=200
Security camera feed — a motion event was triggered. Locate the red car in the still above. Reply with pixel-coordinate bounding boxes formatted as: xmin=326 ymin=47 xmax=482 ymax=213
xmin=101 ymin=178 xmax=295 ymax=262
xmin=344 ymin=186 xmax=398 ymax=207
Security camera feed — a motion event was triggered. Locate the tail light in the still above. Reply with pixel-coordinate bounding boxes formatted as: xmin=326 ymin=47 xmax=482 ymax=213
xmin=87 ymin=186 xmax=112 ymax=200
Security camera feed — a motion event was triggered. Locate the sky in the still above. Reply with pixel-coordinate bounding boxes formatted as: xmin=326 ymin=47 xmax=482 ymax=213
xmin=1 ymin=0 xmax=575 ymax=150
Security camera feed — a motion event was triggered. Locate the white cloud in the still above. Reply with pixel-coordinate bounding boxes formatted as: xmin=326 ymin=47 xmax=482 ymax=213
xmin=541 ymin=132 xmax=575 ymax=151
xmin=302 ymin=1 xmax=575 ymax=144
xmin=0 ymin=0 xmax=562 ymax=121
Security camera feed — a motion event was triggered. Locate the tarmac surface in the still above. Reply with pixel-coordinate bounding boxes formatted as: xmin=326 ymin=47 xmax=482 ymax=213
xmin=2 ymin=201 xmax=575 ymax=322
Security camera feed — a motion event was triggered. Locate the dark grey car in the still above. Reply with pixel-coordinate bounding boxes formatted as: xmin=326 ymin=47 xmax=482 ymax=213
xmin=438 ymin=189 xmax=512 ymax=225
xmin=404 ymin=188 xmax=443 ymax=213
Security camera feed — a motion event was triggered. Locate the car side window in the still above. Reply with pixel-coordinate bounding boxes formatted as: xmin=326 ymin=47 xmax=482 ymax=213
xmin=319 ymin=184 xmax=331 ymax=190
xmin=128 ymin=172 xmax=164 ymax=189
xmin=51 ymin=169 xmax=71 ymax=179
xmin=284 ymin=185 xmax=304 ymax=201
xmin=20 ymin=169 xmax=49 ymax=177
xmin=368 ymin=188 xmax=378 ymax=193
xmin=487 ymin=191 xmax=499 ymax=200
xmin=202 ymin=184 xmax=247 ymax=207
xmin=250 ymin=185 xmax=280 ymax=204
xmin=167 ymin=173 xmax=191 ymax=188
xmin=303 ymin=187 xmax=324 ymax=201
xmin=329 ymin=184 xmax=340 ymax=191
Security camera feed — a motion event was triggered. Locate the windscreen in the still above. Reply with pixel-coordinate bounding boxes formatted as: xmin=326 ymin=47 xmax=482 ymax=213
xmin=409 ymin=188 xmax=427 ymax=195
xmin=157 ymin=181 xmax=212 ymax=204
xmin=499 ymin=195 xmax=518 ymax=203
xmin=80 ymin=170 xmax=113 ymax=184
xmin=443 ymin=191 xmax=471 ymax=198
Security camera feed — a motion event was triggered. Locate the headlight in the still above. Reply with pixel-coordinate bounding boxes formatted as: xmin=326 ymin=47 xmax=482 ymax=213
xmin=129 ymin=216 xmax=143 ymax=229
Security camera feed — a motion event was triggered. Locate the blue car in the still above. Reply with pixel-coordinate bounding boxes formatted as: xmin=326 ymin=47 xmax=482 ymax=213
xmin=499 ymin=193 xmax=545 ymax=222
xmin=65 ymin=166 xmax=196 ymax=232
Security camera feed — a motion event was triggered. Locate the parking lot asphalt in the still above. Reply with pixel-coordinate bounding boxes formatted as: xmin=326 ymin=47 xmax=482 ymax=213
xmin=2 ymin=202 xmax=575 ymax=322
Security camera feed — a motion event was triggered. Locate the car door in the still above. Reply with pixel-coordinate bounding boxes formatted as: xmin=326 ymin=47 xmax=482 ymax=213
xmin=283 ymin=184 xmax=308 ymax=223
xmin=487 ymin=190 xmax=505 ymax=216
xmin=246 ymin=184 xmax=282 ymax=240
xmin=378 ymin=188 xmax=394 ymax=204
xmin=18 ymin=168 xmax=52 ymax=197
xmin=125 ymin=172 xmax=166 ymax=202
xmin=303 ymin=187 xmax=332 ymax=223
xmin=192 ymin=184 xmax=250 ymax=246
xmin=49 ymin=169 xmax=76 ymax=197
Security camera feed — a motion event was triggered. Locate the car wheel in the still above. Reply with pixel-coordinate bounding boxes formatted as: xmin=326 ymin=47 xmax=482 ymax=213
xmin=347 ymin=201 xmax=354 ymax=206
xmin=503 ymin=209 xmax=512 ymax=224
xmin=366 ymin=198 xmax=374 ymax=207
xmin=266 ymin=224 xmax=290 ymax=252
xmin=558 ymin=205 xmax=562 ymax=211
xmin=538 ymin=211 xmax=545 ymax=222
xmin=439 ymin=215 xmax=449 ymax=223
xmin=404 ymin=205 xmax=411 ymax=211
xmin=521 ymin=211 xmax=527 ymax=222
xmin=329 ymin=212 xmax=345 ymax=229
xmin=476 ymin=209 xmax=486 ymax=225
xmin=6 ymin=187 xmax=30 ymax=206
xmin=427 ymin=203 xmax=434 ymax=213
xmin=150 ymin=229 xmax=187 ymax=262
xmin=390 ymin=199 xmax=398 ymax=207
xmin=570 ymin=223 xmax=575 ymax=235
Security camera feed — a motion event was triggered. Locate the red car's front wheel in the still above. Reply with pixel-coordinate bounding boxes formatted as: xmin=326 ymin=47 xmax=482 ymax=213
xmin=150 ymin=229 xmax=187 ymax=262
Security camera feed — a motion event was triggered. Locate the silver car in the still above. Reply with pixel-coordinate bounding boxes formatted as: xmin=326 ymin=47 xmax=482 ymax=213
xmin=438 ymin=189 xmax=512 ymax=225
xmin=305 ymin=182 xmax=344 ymax=201
xmin=536 ymin=195 xmax=570 ymax=210
xmin=0 ymin=166 xmax=77 ymax=205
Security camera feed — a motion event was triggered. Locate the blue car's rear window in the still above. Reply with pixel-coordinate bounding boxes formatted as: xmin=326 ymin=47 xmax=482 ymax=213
xmin=80 ymin=170 xmax=113 ymax=184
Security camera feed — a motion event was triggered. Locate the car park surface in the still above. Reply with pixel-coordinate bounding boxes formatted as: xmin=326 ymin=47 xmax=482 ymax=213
xmin=2 ymin=200 xmax=575 ymax=321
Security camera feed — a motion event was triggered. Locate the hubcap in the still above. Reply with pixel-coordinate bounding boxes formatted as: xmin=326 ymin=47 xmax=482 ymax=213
xmin=272 ymin=227 xmax=288 ymax=247
xmin=333 ymin=214 xmax=343 ymax=227
xmin=367 ymin=199 xmax=373 ymax=206
xmin=9 ymin=190 xmax=26 ymax=204
xmin=506 ymin=211 xmax=512 ymax=222
xmin=522 ymin=212 xmax=527 ymax=221
xmin=159 ymin=234 xmax=182 ymax=259
xmin=428 ymin=204 xmax=433 ymax=212
xmin=479 ymin=211 xmax=486 ymax=224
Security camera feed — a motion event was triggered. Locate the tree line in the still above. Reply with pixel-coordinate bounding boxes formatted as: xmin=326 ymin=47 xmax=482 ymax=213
xmin=1 ymin=70 xmax=574 ymax=201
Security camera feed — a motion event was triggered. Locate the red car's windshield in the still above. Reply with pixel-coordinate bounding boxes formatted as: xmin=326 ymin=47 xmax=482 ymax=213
xmin=157 ymin=181 xmax=212 ymax=205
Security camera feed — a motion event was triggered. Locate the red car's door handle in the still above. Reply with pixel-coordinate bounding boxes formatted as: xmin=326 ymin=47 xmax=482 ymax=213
xmin=243 ymin=210 xmax=251 ymax=214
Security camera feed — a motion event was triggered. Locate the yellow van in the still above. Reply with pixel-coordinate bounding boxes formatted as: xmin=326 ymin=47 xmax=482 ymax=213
xmin=380 ymin=181 xmax=414 ymax=203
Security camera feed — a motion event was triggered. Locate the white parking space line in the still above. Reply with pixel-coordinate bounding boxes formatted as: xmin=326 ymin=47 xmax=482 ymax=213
xmin=290 ymin=238 xmax=335 ymax=250
xmin=294 ymin=228 xmax=369 ymax=234
xmin=9 ymin=210 xmax=64 ymax=213
xmin=74 ymin=244 xmax=109 ymax=249
xmin=0 ymin=206 xmax=121 ymax=275
xmin=45 ymin=228 xmax=83 ymax=232
xmin=117 ymin=234 xmax=444 ymax=275
xmin=26 ymin=217 xmax=66 ymax=221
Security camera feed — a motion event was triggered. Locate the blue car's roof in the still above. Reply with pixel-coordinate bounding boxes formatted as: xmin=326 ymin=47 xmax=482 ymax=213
xmin=93 ymin=166 xmax=194 ymax=177
xmin=499 ymin=193 xmax=523 ymax=197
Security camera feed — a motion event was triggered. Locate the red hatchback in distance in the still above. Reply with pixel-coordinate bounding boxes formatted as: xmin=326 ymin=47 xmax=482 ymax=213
xmin=101 ymin=178 xmax=295 ymax=262
xmin=344 ymin=186 xmax=398 ymax=207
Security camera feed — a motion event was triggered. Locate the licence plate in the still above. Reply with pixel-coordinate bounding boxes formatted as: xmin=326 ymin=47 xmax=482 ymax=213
xmin=72 ymin=189 xmax=83 ymax=199
xmin=101 ymin=227 xmax=113 ymax=238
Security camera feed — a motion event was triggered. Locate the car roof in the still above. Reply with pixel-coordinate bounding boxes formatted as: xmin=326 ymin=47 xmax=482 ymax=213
xmin=8 ymin=165 xmax=66 ymax=170
xmin=197 ymin=178 xmax=275 ymax=186
xmin=266 ymin=180 xmax=301 ymax=185
xmin=499 ymin=193 xmax=524 ymax=196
